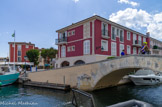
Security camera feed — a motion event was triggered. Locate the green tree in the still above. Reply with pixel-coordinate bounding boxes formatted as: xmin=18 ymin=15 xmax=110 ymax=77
xmin=26 ymin=49 xmax=40 ymax=66
xmin=48 ymin=47 xmax=58 ymax=61
xmin=41 ymin=48 xmax=58 ymax=64
xmin=41 ymin=49 xmax=48 ymax=64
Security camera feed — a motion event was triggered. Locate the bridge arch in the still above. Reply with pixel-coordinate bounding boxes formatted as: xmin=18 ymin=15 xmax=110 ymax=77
xmin=93 ymin=66 xmax=156 ymax=90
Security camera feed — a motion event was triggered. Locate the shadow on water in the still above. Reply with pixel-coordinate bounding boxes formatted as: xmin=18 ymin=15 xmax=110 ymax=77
xmin=90 ymin=84 xmax=162 ymax=107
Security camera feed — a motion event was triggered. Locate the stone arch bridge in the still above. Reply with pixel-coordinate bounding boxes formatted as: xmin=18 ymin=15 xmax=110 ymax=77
xmin=28 ymin=55 xmax=162 ymax=91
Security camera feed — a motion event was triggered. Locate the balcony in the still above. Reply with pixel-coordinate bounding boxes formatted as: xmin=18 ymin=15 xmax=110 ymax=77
xmin=132 ymin=40 xmax=142 ymax=47
xmin=102 ymin=30 xmax=110 ymax=39
xmin=55 ymin=37 xmax=67 ymax=45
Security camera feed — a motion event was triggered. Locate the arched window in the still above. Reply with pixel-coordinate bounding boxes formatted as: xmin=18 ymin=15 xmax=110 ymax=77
xmin=84 ymin=40 xmax=90 ymax=55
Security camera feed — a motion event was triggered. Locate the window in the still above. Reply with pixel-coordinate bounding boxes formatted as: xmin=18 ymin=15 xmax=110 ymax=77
xmin=17 ymin=45 xmax=21 ymax=57
xmin=120 ymin=44 xmax=124 ymax=56
xmin=143 ymin=37 xmax=146 ymax=42
xmin=18 ymin=51 xmax=21 ymax=56
xmin=12 ymin=44 xmax=15 ymax=47
xmin=101 ymin=40 xmax=108 ymax=51
xmin=84 ymin=40 xmax=90 ymax=54
xmin=120 ymin=30 xmax=124 ymax=42
xmin=138 ymin=36 xmax=141 ymax=45
xmin=61 ymin=46 xmax=66 ymax=57
xmin=18 ymin=45 xmax=21 ymax=50
xmin=127 ymin=32 xmax=130 ymax=40
xmin=26 ymin=45 xmax=29 ymax=48
xmin=72 ymin=30 xmax=75 ymax=35
xmin=127 ymin=45 xmax=131 ymax=54
xmin=133 ymin=34 xmax=137 ymax=44
xmin=60 ymin=31 xmax=67 ymax=38
xmin=67 ymin=47 xmax=71 ymax=52
xmin=18 ymin=57 xmax=21 ymax=62
xmin=102 ymin=22 xmax=108 ymax=36
xmin=133 ymin=47 xmax=137 ymax=54
xmin=117 ymin=29 xmax=119 ymax=36
xmin=68 ymin=32 xmax=71 ymax=36
xmin=111 ymin=27 xmax=116 ymax=40
xmin=71 ymin=46 xmax=75 ymax=51
xmin=111 ymin=42 xmax=117 ymax=56
xmin=83 ymin=22 xmax=90 ymax=39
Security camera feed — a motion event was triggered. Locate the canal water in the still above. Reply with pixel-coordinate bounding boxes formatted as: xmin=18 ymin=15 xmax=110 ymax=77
xmin=0 ymin=84 xmax=162 ymax=107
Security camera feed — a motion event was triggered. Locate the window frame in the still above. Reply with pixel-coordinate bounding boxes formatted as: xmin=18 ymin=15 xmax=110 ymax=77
xmin=84 ymin=40 xmax=90 ymax=55
xmin=111 ymin=26 xmax=116 ymax=41
xmin=101 ymin=40 xmax=108 ymax=51
xmin=61 ymin=45 xmax=66 ymax=57
xmin=127 ymin=32 xmax=131 ymax=40
xmin=127 ymin=45 xmax=131 ymax=54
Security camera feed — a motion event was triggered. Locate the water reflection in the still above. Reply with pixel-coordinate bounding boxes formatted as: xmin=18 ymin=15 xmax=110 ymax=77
xmin=1 ymin=84 xmax=162 ymax=107
xmin=0 ymin=85 xmax=73 ymax=107
xmin=91 ymin=84 xmax=162 ymax=107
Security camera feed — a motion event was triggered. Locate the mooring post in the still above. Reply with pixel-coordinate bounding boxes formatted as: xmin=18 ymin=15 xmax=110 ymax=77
xmin=64 ymin=76 xmax=65 ymax=86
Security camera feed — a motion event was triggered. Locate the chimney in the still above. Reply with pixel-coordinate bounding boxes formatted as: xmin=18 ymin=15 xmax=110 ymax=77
xmin=146 ymin=32 xmax=150 ymax=37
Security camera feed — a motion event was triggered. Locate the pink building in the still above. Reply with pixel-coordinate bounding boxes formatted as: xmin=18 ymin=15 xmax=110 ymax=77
xmin=55 ymin=15 xmax=161 ymax=68
xmin=8 ymin=42 xmax=37 ymax=62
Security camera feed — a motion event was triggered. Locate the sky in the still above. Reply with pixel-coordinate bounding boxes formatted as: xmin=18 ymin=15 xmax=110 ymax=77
xmin=0 ymin=0 xmax=162 ymax=57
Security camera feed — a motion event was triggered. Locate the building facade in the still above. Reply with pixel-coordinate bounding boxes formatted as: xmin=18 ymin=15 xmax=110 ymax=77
xmin=55 ymin=15 xmax=162 ymax=68
xmin=8 ymin=42 xmax=36 ymax=63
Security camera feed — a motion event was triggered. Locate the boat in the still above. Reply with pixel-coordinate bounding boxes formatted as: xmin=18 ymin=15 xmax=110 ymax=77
xmin=129 ymin=69 xmax=162 ymax=85
xmin=0 ymin=66 xmax=20 ymax=86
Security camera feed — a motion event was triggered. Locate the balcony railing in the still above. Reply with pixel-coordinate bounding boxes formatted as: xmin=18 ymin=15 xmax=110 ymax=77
xmin=55 ymin=37 xmax=67 ymax=45
xmin=102 ymin=30 xmax=109 ymax=38
xmin=132 ymin=40 xmax=142 ymax=47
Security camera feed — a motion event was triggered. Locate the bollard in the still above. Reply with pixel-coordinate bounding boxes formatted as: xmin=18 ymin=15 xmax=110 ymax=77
xmin=63 ymin=76 xmax=65 ymax=86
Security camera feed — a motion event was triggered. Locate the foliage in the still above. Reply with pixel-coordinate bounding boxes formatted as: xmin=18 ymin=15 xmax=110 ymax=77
xmin=26 ymin=49 xmax=40 ymax=66
xmin=41 ymin=47 xmax=58 ymax=64
xmin=107 ymin=56 xmax=116 ymax=59
xmin=153 ymin=45 xmax=158 ymax=49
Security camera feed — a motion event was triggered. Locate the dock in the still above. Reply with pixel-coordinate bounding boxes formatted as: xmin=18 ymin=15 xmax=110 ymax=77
xmin=17 ymin=77 xmax=71 ymax=91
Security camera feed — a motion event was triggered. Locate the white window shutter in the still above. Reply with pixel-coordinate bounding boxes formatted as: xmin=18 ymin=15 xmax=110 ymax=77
xmin=65 ymin=31 xmax=67 ymax=37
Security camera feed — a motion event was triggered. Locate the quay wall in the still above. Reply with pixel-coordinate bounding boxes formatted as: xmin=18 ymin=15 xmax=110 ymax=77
xmin=28 ymin=55 xmax=162 ymax=91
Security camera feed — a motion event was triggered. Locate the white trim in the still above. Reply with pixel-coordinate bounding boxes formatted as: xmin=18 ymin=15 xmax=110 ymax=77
xmin=92 ymin=20 xmax=95 ymax=55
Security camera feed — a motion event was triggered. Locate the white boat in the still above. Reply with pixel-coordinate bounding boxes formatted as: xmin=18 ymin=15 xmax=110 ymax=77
xmin=129 ymin=69 xmax=162 ymax=85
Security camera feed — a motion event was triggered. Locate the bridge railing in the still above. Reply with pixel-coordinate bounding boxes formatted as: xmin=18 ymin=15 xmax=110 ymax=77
xmin=71 ymin=89 xmax=96 ymax=107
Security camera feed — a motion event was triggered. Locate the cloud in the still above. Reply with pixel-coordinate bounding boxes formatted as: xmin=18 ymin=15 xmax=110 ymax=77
xmin=118 ymin=0 xmax=139 ymax=7
xmin=73 ymin=0 xmax=79 ymax=3
xmin=109 ymin=8 xmax=162 ymax=40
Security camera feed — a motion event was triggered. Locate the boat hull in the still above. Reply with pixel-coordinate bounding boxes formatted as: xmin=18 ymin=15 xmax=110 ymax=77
xmin=0 ymin=73 xmax=20 ymax=86
xmin=129 ymin=75 xmax=162 ymax=85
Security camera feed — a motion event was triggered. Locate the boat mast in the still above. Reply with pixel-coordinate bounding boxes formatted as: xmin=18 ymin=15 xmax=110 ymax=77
xmin=14 ymin=30 xmax=15 ymax=70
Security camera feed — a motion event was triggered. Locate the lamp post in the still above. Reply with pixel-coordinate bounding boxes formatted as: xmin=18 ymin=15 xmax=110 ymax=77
xmin=4 ymin=58 xmax=6 ymax=66
xmin=24 ymin=56 xmax=27 ymax=77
